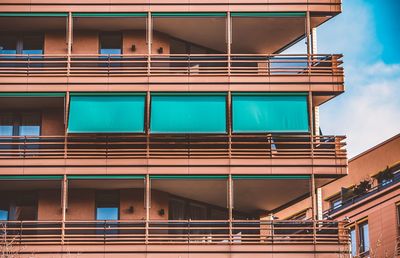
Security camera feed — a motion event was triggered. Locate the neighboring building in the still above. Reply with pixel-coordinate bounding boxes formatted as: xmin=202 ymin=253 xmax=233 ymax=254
xmin=0 ymin=0 xmax=347 ymax=257
xmin=277 ymin=134 xmax=400 ymax=257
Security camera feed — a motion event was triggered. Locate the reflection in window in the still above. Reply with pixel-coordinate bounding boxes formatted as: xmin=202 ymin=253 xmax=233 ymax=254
xmin=330 ymin=197 xmax=342 ymax=210
xmin=0 ymin=35 xmax=43 ymax=55
xmin=359 ymin=221 xmax=369 ymax=254
xmin=0 ymin=209 xmax=8 ymax=221
xmin=350 ymin=227 xmax=357 ymax=257
xmin=0 ymin=112 xmax=41 ymax=136
xmin=96 ymin=191 xmax=119 ymax=220
xmin=99 ymin=33 xmax=122 ymax=55
xmin=0 ymin=36 xmax=17 ymax=55
xmin=9 ymin=193 xmax=38 ymax=220
xmin=19 ymin=113 xmax=41 ymax=136
xmin=0 ymin=113 xmax=14 ymax=136
xmin=22 ymin=35 xmax=44 ymax=55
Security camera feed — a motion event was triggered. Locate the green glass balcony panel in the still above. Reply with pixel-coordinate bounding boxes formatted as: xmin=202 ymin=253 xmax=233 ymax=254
xmin=232 ymin=94 xmax=309 ymax=133
xmin=68 ymin=95 xmax=145 ymax=133
xmin=150 ymin=94 xmax=227 ymax=133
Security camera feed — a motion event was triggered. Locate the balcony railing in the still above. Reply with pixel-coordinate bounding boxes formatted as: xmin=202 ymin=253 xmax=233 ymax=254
xmin=0 ymin=54 xmax=343 ymax=77
xmin=0 ymin=135 xmax=346 ymax=160
xmin=323 ymin=172 xmax=400 ymax=217
xmin=0 ymin=220 xmax=348 ymax=246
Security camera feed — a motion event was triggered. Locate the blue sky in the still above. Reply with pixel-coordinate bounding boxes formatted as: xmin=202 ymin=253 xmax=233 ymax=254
xmin=288 ymin=0 xmax=400 ymax=157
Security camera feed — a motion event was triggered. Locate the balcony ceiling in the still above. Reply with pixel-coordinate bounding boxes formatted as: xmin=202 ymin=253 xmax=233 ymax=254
xmin=152 ymin=179 xmax=227 ymax=209
xmin=0 ymin=17 xmax=66 ymax=32
xmin=74 ymin=17 xmax=146 ymax=31
xmin=232 ymin=17 xmax=305 ymax=54
xmin=154 ymin=17 xmax=227 ymax=53
xmin=0 ymin=97 xmax=64 ymax=110
xmin=69 ymin=179 xmax=144 ymax=189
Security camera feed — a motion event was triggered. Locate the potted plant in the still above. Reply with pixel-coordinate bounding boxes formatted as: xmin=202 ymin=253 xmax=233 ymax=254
xmin=375 ymin=166 xmax=394 ymax=183
xmin=353 ymin=179 xmax=372 ymax=196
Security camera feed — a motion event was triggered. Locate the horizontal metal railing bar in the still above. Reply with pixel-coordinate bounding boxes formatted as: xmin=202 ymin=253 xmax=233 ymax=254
xmin=0 ymin=135 xmax=346 ymax=159
xmin=0 ymin=54 xmax=343 ymax=77
xmin=0 ymin=219 xmax=348 ymax=246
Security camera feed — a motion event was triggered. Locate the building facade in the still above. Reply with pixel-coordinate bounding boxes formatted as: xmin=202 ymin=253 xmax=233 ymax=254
xmin=0 ymin=0 xmax=348 ymax=257
xmin=278 ymin=134 xmax=400 ymax=257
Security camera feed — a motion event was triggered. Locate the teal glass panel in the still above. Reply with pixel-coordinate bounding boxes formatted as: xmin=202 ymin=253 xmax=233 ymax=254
xmin=150 ymin=95 xmax=226 ymax=133
xmin=68 ymin=95 xmax=145 ymax=133
xmin=232 ymin=95 xmax=309 ymax=132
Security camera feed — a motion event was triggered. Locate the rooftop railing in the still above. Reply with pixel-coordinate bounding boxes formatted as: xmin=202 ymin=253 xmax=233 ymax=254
xmin=0 ymin=220 xmax=348 ymax=246
xmin=0 ymin=134 xmax=346 ymax=160
xmin=323 ymin=172 xmax=400 ymax=217
xmin=0 ymin=54 xmax=343 ymax=78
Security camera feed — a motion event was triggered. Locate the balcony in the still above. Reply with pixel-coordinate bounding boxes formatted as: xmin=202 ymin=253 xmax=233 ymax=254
xmin=323 ymin=170 xmax=400 ymax=218
xmin=0 ymin=174 xmax=348 ymax=255
xmin=0 ymin=11 xmax=344 ymax=94
xmin=0 ymin=53 xmax=343 ymax=91
xmin=0 ymin=135 xmax=347 ymax=174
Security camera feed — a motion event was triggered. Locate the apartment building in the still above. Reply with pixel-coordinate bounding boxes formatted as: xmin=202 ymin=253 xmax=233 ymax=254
xmin=278 ymin=134 xmax=400 ymax=257
xmin=0 ymin=0 xmax=347 ymax=257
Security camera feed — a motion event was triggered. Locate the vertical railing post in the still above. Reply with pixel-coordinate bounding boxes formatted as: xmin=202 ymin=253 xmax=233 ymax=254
xmin=227 ymin=11 xmax=232 ymax=76
xmin=145 ymin=174 xmax=150 ymax=244
xmin=23 ymin=136 xmax=26 ymax=158
xmin=61 ymin=175 xmax=68 ymax=245
xmin=227 ymin=92 xmax=232 ymax=159
xmin=306 ymin=11 xmax=312 ymax=75
xmin=147 ymin=11 xmax=152 ymax=76
xmin=188 ymin=219 xmax=191 ymax=243
xmin=67 ymin=12 xmax=72 ymax=76
xmin=313 ymin=220 xmax=317 ymax=244
xmin=228 ymin=175 xmax=233 ymax=244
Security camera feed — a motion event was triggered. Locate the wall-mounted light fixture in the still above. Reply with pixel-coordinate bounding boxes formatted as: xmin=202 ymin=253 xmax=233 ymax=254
xmin=131 ymin=44 xmax=136 ymax=52
xmin=157 ymin=47 xmax=164 ymax=54
xmin=158 ymin=208 xmax=165 ymax=216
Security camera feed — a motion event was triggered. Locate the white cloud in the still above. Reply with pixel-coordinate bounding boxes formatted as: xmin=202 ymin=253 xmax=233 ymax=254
xmin=316 ymin=0 xmax=400 ymax=158
xmin=320 ymin=61 xmax=400 ymax=157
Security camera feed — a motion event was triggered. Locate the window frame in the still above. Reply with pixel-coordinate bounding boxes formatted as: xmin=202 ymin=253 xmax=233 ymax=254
xmin=0 ymin=111 xmax=42 ymax=136
xmin=358 ymin=220 xmax=369 ymax=255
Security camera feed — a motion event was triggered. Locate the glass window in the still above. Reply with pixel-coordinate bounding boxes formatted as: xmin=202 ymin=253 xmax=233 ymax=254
xmin=350 ymin=227 xmax=357 ymax=257
xmin=100 ymin=33 xmax=122 ymax=55
xmin=0 ymin=112 xmax=41 ymax=136
xmin=331 ymin=197 xmax=342 ymax=210
xmin=0 ymin=36 xmax=17 ymax=54
xmin=19 ymin=113 xmax=41 ymax=136
xmin=0 ymin=209 xmax=8 ymax=221
xmin=168 ymin=198 xmax=186 ymax=220
xmin=96 ymin=191 xmax=119 ymax=220
xmin=96 ymin=207 xmax=119 ymax=220
xmin=9 ymin=193 xmax=37 ymax=220
xmin=359 ymin=221 xmax=369 ymax=254
xmin=188 ymin=203 xmax=207 ymax=220
xmin=22 ymin=35 xmax=44 ymax=55
xmin=0 ymin=113 xmax=14 ymax=136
